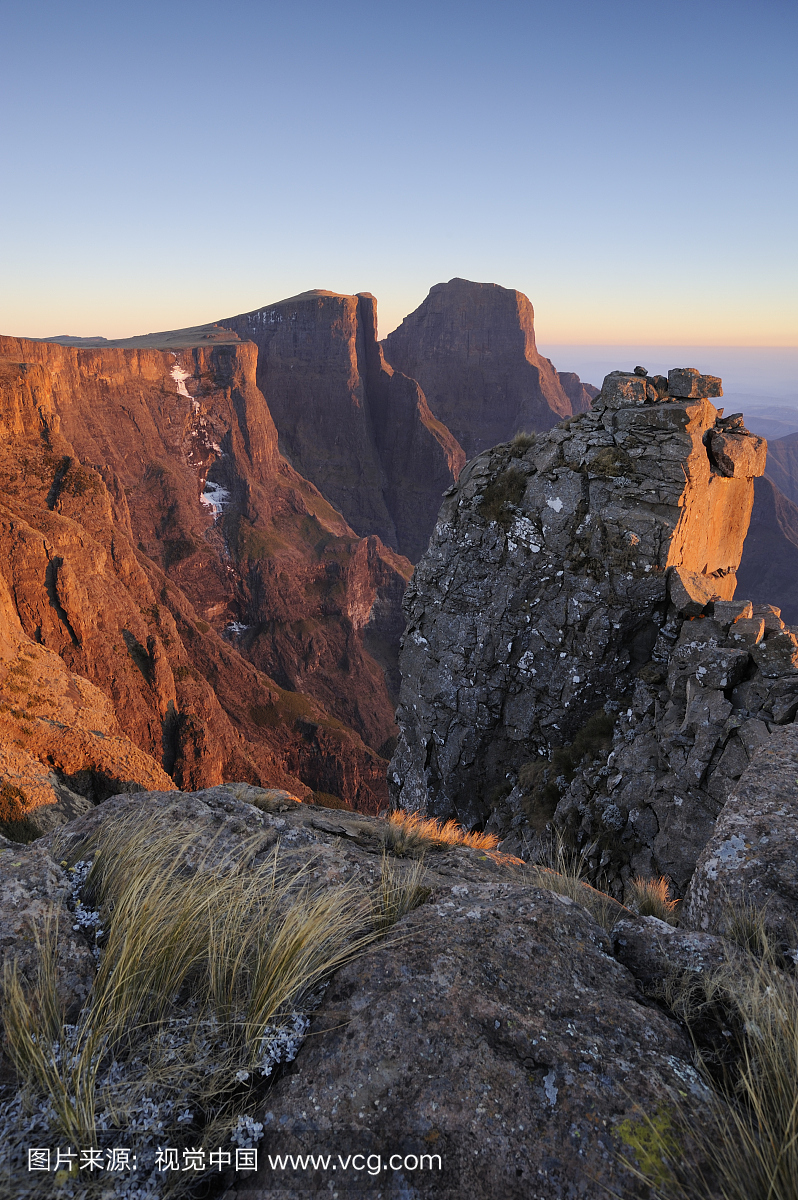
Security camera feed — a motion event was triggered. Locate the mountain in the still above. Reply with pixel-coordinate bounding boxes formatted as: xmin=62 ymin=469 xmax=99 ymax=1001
xmin=0 ymin=280 xmax=602 ymax=827
xmin=737 ymin=475 xmax=798 ymax=623
xmin=763 ymin=430 xmax=798 ymax=504
xmin=382 ymin=278 xmax=596 ymax=460
xmin=219 ymin=291 xmax=464 ymax=564
xmin=0 ymin=335 xmax=405 ymax=820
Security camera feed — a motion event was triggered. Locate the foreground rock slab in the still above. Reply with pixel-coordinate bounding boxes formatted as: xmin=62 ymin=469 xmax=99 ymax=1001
xmin=237 ymin=883 xmax=699 ymax=1200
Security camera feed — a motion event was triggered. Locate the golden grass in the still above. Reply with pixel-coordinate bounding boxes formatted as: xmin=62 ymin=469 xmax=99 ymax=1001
xmin=383 ymin=809 xmax=501 ymax=856
xmin=3 ymin=811 xmax=422 ymax=1177
xmin=619 ymin=918 xmax=798 ymax=1200
xmin=627 ymin=875 xmax=681 ymax=925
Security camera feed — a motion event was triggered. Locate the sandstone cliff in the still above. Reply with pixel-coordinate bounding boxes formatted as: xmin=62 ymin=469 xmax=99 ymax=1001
xmin=0 ymin=336 xmax=405 ymax=816
xmin=390 ymin=368 xmax=777 ymax=890
xmin=218 ymin=291 xmax=464 ymax=563
xmin=382 ymin=278 xmax=594 ymax=459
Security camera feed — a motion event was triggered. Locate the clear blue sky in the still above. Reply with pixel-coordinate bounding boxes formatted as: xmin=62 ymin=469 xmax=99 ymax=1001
xmin=1 ymin=0 xmax=795 ymax=344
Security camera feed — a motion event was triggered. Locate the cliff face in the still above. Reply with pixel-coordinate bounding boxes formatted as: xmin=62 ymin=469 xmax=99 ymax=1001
xmin=382 ymin=278 xmax=594 ymax=460
xmin=0 ymin=336 xmax=406 ymax=815
xmin=219 ymin=291 xmax=464 ymax=563
xmin=390 ymin=368 xmax=773 ymax=889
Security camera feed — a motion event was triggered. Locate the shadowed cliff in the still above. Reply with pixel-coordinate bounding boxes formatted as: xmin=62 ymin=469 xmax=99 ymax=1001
xmin=382 ymin=278 xmax=596 ymax=459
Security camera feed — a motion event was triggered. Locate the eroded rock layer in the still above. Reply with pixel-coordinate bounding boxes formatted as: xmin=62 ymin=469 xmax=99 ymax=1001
xmin=390 ymin=369 xmax=771 ymax=889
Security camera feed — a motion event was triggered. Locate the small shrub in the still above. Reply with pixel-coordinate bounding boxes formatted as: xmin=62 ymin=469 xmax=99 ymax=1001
xmin=627 ymin=875 xmax=680 ymax=924
xmin=478 ymin=467 xmax=527 ymax=528
xmin=509 ymin=431 xmax=536 ymax=457
xmin=587 ymin=446 xmax=631 ymax=477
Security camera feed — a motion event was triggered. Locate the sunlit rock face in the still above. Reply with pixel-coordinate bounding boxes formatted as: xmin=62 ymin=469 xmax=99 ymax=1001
xmin=382 ymin=277 xmax=596 ymax=461
xmin=390 ymin=368 xmax=772 ymax=889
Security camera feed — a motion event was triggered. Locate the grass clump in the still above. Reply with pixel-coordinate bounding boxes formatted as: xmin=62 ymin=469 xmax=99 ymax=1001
xmin=382 ymin=809 xmax=502 ymax=857
xmin=374 ymin=854 xmax=431 ymax=933
xmin=619 ymin=915 xmax=798 ymax=1200
xmin=627 ymin=875 xmax=680 ymax=925
xmin=0 ymin=811 xmax=409 ymax=1196
xmin=478 ymin=467 xmax=527 ymax=528
xmin=509 ymin=430 xmax=536 ymax=457
xmin=525 ymin=834 xmax=626 ymax=933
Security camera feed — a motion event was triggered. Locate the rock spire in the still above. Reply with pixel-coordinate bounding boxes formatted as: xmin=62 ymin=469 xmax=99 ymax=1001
xmin=390 ymin=368 xmax=774 ymax=889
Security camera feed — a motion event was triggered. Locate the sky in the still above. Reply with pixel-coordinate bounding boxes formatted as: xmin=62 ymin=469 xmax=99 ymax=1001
xmin=1 ymin=0 xmax=796 ymax=347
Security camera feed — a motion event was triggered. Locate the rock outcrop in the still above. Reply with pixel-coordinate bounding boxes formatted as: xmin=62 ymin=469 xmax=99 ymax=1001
xmin=382 ymin=278 xmax=594 ymax=460
xmin=682 ymin=724 xmax=798 ymax=951
xmin=220 ymin=291 xmax=464 ymax=563
xmin=0 ymin=336 xmax=403 ymax=813
xmin=243 ymin=882 xmax=698 ymax=1200
xmin=390 ymin=369 xmax=772 ymax=891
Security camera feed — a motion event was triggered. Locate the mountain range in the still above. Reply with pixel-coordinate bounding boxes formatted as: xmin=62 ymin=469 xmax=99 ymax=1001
xmin=1 ymin=279 xmax=599 ymax=825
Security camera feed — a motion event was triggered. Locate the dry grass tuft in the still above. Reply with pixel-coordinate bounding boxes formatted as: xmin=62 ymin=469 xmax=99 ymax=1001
xmin=627 ymin=875 xmax=680 ymax=924
xmin=1 ymin=811 xmax=410 ymax=1193
xmin=374 ymin=854 xmax=431 ymax=933
xmin=382 ymin=809 xmax=501 ymax=857
xmin=527 ymin=836 xmax=627 ymax=933
xmin=618 ymin=915 xmax=798 ymax=1200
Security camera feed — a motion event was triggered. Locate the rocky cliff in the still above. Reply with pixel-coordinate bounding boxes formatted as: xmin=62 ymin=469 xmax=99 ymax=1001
xmin=219 ymin=291 xmax=464 ymax=563
xmin=390 ymin=368 xmax=779 ymax=891
xmin=0 ymin=335 xmax=405 ymax=817
xmin=382 ymin=278 xmax=595 ymax=460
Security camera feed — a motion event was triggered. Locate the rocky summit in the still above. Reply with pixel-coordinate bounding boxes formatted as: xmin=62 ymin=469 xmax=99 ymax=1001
xmin=389 ymin=366 xmax=782 ymax=892
xmin=382 ymin=278 xmax=597 ymax=460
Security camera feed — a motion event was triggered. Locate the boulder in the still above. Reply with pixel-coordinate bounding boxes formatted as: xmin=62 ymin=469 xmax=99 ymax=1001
xmin=237 ymin=883 xmax=702 ymax=1200
xmin=667 ymin=368 xmax=722 ymax=399
xmin=612 ymin=915 xmax=735 ymax=989
xmin=682 ymin=724 xmax=798 ymax=953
